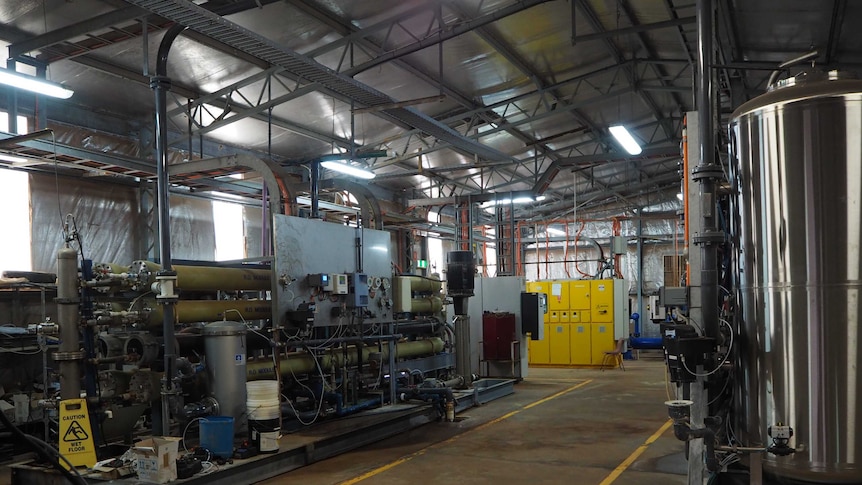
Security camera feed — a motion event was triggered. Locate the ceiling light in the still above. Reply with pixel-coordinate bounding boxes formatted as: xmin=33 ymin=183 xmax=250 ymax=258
xmin=676 ymin=192 xmax=684 ymax=201
xmin=321 ymin=160 xmax=376 ymax=179
xmin=609 ymin=125 xmax=642 ymax=155
xmin=481 ymin=195 xmax=544 ymax=208
xmin=0 ymin=68 xmax=73 ymax=99
xmin=547 ymin=226 xmax=566 ymax=236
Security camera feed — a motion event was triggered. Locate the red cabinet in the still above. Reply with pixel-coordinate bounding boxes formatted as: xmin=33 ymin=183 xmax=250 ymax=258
xmin=482 ymin=312 xmax=517 ymax=360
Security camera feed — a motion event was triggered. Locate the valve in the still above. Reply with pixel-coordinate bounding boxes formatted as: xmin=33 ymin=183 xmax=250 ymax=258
xmin=767 ymin=423 xmax=796 ymax=456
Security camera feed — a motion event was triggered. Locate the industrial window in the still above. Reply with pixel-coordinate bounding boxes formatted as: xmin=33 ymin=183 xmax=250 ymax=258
xmin=212 ymin=200 xmax=245 ymax=261
xmin=0 ymin=113 xmax=29 ymax=135
xmin=0 ymin=168 xmax=31 ymax=275
xmin=427 ymin=236 xmax=443 ymax=274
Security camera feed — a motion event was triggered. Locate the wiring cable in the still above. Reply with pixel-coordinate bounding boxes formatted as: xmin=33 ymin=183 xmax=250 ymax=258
xmin=0 ymin=406 xmax=86 ymax=485
xmin=681 ymin=319 xmax=734 ymax=378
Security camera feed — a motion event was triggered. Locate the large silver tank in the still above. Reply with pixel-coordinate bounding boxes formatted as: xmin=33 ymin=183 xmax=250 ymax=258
xmin=731 ymin=71 xmax=862 ymax=483
xmin=203 ymin=320 xmax=248 ymax=433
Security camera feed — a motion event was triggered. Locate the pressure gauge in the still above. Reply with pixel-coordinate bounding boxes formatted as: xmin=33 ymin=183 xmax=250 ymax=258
xmin=381 ymin=277 xmax=391 ymax=290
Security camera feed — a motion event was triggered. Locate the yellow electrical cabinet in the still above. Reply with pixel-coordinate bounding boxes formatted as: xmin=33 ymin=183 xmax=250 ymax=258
xmin=528 ymin=324 xmax=551 ymax=364
xmin=528 ymin=278 xmax=626 ymax=367
xmin=591 ymin=322 xmax=615 ymax=365
xmin=570 ymin=323 xmax=591 ymax=365
xmin=548 ymin=323 xmax=570 ymax=365
xmin=569 ymin=280 xmax=591 ymax=310
xmin=547 ymin=280 xmax=569 ymax=311
xmin=591 ymin=279 xmax=614 ymax=323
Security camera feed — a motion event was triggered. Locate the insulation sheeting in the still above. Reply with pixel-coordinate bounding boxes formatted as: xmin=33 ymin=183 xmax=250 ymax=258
xmin=30 ymin=173 xmax=140 ymax=272
xmin=169 ymin=195 xmax=216 ymax=261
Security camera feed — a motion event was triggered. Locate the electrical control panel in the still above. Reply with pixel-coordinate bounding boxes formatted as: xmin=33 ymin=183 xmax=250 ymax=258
xmin=333 ymin=274 xmax=348 ymax=294
xmin=347 ymin=273 xmax=369 ymax=308
xmin=306 ymin=273 xmax=332 ymax=291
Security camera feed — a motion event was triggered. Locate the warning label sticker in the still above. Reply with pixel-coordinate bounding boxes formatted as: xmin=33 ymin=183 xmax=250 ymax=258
xmin=63 ymin=420 xmax=90 ymax=442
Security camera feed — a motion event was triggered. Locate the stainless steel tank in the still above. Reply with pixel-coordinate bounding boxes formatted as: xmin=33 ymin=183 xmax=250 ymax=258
xmin=731 ymin=71 xmax=862 ymax=483
xmin=203 ymin=321 xmax=248 ymax=433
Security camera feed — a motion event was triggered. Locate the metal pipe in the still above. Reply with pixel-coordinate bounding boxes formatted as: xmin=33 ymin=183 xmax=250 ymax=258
xmin=695 ymin=0 xmax=720 ymax=341
xmin=152 ymin=23 xmax=187 ymax=436
xmin=121 ymin=299 xmax=271 ymax=327
xmin=246 ymin=338 xmax=444 ymax=380
xmin=400 ymin=275 xmax=443 ymax=293
xmin=57 ymin=246 xmax=81 ymax=400
xmin=310 ymin=160 xmax=320 ymax=219
xmin=636 ymin=217 xmax=643 ymax=330
xmin=454 ymin=315 xmax=472 ymax=387
xmin=129 ymin=261 xmax=271 ymax=292
xmin=283 ymin=334 xmax=402 ymax=348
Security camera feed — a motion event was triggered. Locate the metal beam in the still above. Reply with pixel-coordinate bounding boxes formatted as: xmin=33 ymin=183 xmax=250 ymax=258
xmin=558 ymin=146 xmax=680 ymax=167
xmin=408 ymin=190 xmax=537 ymax=207
xmin=336 ymin=0 xmax=553 ymax=76
xmin=573 ymin=16 xmax=696 ymax=44
xmin=576 ymin=1 xmax=675 ymax=140
xmin=8 ymin=6 xmax=147 ymax=59
xmin=126 ymin=0 xmax=515 ymax=164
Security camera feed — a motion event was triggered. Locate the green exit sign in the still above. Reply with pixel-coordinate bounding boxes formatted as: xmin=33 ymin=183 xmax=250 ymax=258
xmin=416 ymin=259 xmax=428 ymax=269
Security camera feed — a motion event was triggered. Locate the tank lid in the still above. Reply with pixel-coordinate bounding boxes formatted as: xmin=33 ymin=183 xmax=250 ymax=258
xmin=203 ymin=320 xmax=247 ymax=336
xmin=732 ymin=70 xmax=862 ymax=121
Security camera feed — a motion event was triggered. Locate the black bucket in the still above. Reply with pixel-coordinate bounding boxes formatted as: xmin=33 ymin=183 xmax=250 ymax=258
xmin=249 ymin=418 xmax=280 ymax=453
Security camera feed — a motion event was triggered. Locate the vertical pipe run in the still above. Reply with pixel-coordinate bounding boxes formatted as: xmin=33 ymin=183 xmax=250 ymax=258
xmin=636 ymin=217 xmax=644 ymax=333
xmin=311 ymin=161 xmax=320 ymax=219
xmin=454 ymin=315 xmax=472 ymax=387
xmin=696 ymin=0 xmax=720 ymax=341
xmin=57 ymin=247 xmax=80 ymax=400
xmin=7 ymin=60 xmax=17 ymax=134
xmin=151 ymin=24 xmax=186 ymax=436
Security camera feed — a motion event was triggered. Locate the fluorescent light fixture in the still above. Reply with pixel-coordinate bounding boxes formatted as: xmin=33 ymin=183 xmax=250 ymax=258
xmin=609 ymin=125 xmax=642 ymax=155
xmin=547 ymin=226 xmax=566 ymax=236
xmin=321 ymin=160 xmax=375 ymax=179
xmin=0 ymin=68 xmax=73 ymax=99
xmin=0 ymin=153 xmax=29 ymax=164
xmin=676 ymin=192 xmax=684 ymax=201
xmin=481 ymin=195 xmax=544 ymax=208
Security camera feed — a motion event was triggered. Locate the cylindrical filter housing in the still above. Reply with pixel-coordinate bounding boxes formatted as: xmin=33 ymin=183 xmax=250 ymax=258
xmin=203 ymin=321 xmax=248 ymax=434
xmin=731 ymin=71 xmax=862 ymax=483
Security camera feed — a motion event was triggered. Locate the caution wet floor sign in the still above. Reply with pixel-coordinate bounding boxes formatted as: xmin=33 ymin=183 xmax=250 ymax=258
xmin=58 ymin=398 xmax=97 ymax=468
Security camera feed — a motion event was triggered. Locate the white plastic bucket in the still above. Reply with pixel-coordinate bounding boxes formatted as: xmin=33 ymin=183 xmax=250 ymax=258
xmin=246 ymin=380 xmax=279 ymax=401
xmin=246 ymin=402 xmax=280 ymax=420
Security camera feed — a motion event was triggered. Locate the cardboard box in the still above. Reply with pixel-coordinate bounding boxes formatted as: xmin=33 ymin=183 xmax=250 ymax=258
xmin=133 ymin=437 xmax=180 ymax=483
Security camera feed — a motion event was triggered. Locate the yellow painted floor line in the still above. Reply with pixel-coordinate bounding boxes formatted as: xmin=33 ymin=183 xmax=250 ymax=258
xmin=597 ymin=419 xmax=674 ymax=485
xmin=338 ymin=379 xmax=594 ymax=485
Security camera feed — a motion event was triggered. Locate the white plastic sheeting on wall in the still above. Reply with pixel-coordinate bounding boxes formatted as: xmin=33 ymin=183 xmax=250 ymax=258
xmin=31 ymin=173 xmax=140 ymax=272
xmin=169 ymin=195 xmax=216 ymax=261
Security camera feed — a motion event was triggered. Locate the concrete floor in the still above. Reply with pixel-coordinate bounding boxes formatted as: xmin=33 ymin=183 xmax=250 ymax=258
xmin=258 ymin=352 xmax=687 ymax=485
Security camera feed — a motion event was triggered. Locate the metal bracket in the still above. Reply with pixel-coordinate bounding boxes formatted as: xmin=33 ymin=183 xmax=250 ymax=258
xmin=693 ymin=231 xmax=726 ymax=245
xmin=153 ymin=270 xmax=178 ymax=302
xmin=53 ymin=297 xmax=80 ymax=304
xmin=53 ymin=351 xmax=85 ymax=361
xmin=691 ymin=165 xmax=724 ymax=182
